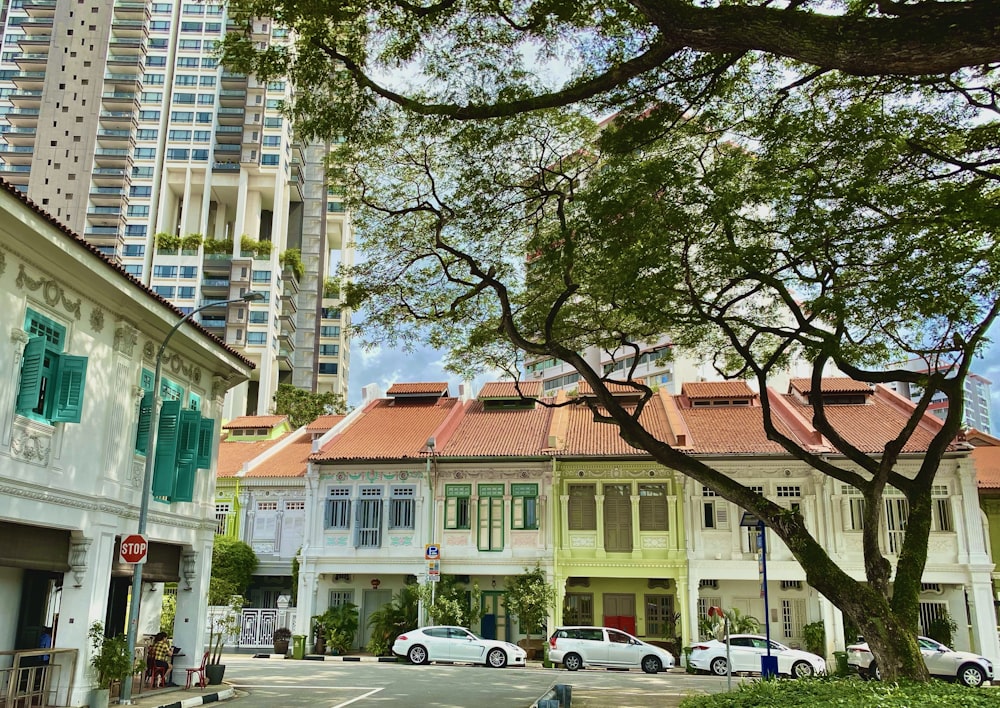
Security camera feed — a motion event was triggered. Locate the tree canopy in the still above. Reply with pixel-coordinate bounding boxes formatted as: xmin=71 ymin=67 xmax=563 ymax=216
xmin=209 ymin=535 xmax=258 ymax=604
xmin=222 ymin=0 xmax=1000 ymax=683
xmin=272 ymin=382 xmax=347 ymax=428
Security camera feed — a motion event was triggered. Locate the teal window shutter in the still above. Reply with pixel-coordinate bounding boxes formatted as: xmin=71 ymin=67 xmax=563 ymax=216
xmin=135 ymin=390 xmax=154 ymax=454
xmin=173 ymin=410 xmax=201 ymax=502
xmin=51 ymin=354 xmax=88 ymax=423
xmin=196 ymin=417 xmax=216 ymax=468
xmin=16 ymin=336 xmax=45 ymax=415
xmin=152 ymin=400 xmax=181 ymax=499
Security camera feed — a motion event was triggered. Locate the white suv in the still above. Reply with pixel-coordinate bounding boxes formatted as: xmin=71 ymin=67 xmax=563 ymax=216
xmin=548 ymin=626 xmax=675 ymax=674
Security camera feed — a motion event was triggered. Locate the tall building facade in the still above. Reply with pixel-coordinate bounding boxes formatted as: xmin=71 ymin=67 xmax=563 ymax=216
xmin=0 ymin=0 xmax=351 ymax=415
xmin=890 ymin=358 xmax=993 ymax=434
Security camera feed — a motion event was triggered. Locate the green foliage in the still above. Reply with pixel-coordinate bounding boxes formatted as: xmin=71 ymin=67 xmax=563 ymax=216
xmin=210 ymin=535 xmax=257 ymax=599
xmin=699 ymin=608 xmax=760 ymax=641
xmin=367 ymin=584 xmax=419 ymax=656
xmin=154 ymin=232 xmax=180 ymax=252
xmin=323 ymin=277 xmax=340 ymax=299
xmin=926 ymin=612 xmax=958 ymax=647
xmin=279 ymin=248 xmax=305 ymax=281
xmin=208 ymin=594 xmax=244 ymax=665
xmin=88 ymin=621 xmax=140 ymax=689
xmin=272 ymin=383 xmax=347 ymax=428
xmin=181 ymin=233 xmax=203 ymax=251
xmin=678 ymin=677 xmax=1000 ymax=708
xmin=313 ymin=604 xmax=359 ymax=655
xmin=203 ymin=237 xmax=232 ymax=255
xmin=160 ymin=591 xmax=176 ymax=635
xmin=239 ymin=235 xmax=273 ymax=257
xmin=273 ymin=627 xmax=293 ymax=642
xmin=290 ymin=550 xmax=300 ymax=606
xmin=417 ymin=575 xmax=481 ymax=627
xmin=501 ymin=566 xmax=555 ymax=642
xmin=802 ymin=621 xmax=825 ymax=657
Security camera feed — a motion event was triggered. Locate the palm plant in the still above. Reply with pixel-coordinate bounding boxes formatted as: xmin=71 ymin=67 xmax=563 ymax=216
xmin=367 ymin=585 xmax=419 ymax=656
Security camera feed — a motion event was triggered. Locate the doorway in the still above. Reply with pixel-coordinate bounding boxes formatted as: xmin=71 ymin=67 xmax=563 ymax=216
xmin=361 ymin=589 xmax=392 ymax=650
xmin=602 ymin=593 xmax=636 ymax=635
xmin=480 ymin=591 xmax=508 ymax=641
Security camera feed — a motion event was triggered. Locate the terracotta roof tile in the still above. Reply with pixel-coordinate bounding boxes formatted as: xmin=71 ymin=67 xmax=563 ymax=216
xmin=386 ymin=382 xmax=449 ymax=396
xmin=784 ymin=394 xmax=936 ymax=453
xmin=678 ymin=405 xmax=794 ymax=454
xmin=312 ymin=398 xmax=460 ymax=461
xmin=682 ymin=381 xmax=756 ymax=400
xmin=244 ymin=431 xmax=312 ymax=478
xmin=789 ymin=377 xmax=873 ymax=395
xmin=478 ymin=381 xmax=543 ymax=399
xmin=216 ymin=433 xmax=293 ymax=477
xmin=222 ymin=415 xmax=288 ymax=430
xmin=442 ymin=399 xmax=553 ymax=456
xmin=974 ymin=444 xmax=1000 ymax=489
xmin=577 ymin=380 xmax=647 ymax=396
xmin=306 ymin=414 xmax=346 ymax=432
xmin=557 ymin=397 xmax=672 ymax=456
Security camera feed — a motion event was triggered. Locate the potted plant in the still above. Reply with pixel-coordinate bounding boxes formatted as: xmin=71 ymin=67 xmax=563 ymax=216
xmin=206 ymin=594 xmax=244 ymax=684
xmin=88 ymin=621 xmax=140 ymax=708
xmin=272 ymin=627 xmax=292 ymax=656
xmin=313 ymin=603 xmax=358 ymax=655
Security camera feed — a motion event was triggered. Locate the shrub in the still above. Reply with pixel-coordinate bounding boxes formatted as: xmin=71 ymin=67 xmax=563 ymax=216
xmin=927 ymin=612 xmax=958 ymax=647
xmin=679 ymin=677 xmax=1000 ymax=708
xmin=273 ymin=627 xmax=293 ymax=642
xmin=802 ymin=621 xmax=825 ymax=657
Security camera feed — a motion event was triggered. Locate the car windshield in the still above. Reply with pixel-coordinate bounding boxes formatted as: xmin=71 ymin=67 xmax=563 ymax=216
xmin=918 ymin=637 xmax=949 ymax=652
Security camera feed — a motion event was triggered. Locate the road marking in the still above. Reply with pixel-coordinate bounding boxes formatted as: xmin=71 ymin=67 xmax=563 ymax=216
xmin=228 ymin=684 xmax=380 ymax=690
xmin=332 ymin=687 xmax=383 ymax=707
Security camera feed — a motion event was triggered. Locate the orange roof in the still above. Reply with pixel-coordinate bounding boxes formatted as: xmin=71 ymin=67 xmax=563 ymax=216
xmin=556 ymin=397 xmax=673 ymax=456
xmin=478 ymin=381 xmax=542 ymax=399
xmin=683 ymin=381 xmax=756 ymax=400
xmin=577 ymin=380 xmax=647 ymax=396
xmin=306 ymin=414 xmax=346 ymax=432
xmin=386 ymin=382 xmax=449 ymax=396
xmin=678 ymin=406 xmax=795 ymax=454
xmin=312 ymin=398 xmax=460 ymax=461
xmin=789 ymin=378 xmax=872 ymax=395
xmin=974 ymin=445 xmax=1000 ymax=489
xmin=216 ymin=433 xmax=293 ymax=477
xmin=244 ymin=431 xmax=312 ymax=478
xmin=222 ymin=415 xmax=288 ymax=430
xmin=442 ymin=399 xmax=553 ymax=457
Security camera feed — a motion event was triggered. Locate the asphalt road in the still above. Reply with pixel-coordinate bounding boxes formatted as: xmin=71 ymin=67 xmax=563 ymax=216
xmin=220 ymin=654 xmax=738 ymax=708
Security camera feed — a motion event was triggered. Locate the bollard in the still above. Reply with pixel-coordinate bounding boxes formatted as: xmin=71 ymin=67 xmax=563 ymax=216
xmin=554 ymin=684 xmax=572 ymax=707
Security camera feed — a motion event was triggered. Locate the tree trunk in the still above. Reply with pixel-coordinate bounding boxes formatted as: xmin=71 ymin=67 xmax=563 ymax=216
xmin=839 ymin=591 xmax=929 ymax=682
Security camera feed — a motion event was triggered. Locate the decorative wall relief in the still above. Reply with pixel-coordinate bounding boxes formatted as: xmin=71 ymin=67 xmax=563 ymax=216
xmin=0 ymin=250 xmax=6 ymax=276
xmin=114 ymin=321 xmax=139 ymax=356
xmin=89 ymin=307 xmax=104 ymax=333
xmin=10 ymin=417 xmax=52 ymax=466
xmin=16 ymin=265 xmax=81 ymax=319
xmin=69 ymin=538 xmax=91 ymax=588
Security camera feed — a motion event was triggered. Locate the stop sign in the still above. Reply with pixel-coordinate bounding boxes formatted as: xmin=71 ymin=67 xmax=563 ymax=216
xmin=120 ymin=534 xmax=148 ymax=564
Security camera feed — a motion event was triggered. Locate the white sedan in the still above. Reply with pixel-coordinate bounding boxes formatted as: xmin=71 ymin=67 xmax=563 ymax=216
xmin=392 ymin=626 xmax=527 ymax=668
xmin=846 ymin=635 xmax=993 ymax=687
xmin=688 ymin=634 xmax=826 ymax=678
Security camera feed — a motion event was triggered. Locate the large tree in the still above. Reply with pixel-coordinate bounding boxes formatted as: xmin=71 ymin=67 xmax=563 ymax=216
xmin=221 ymin=0 xmax=1000 ymax=683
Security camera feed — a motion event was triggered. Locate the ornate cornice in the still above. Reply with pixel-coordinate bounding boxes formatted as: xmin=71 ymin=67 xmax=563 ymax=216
xmin=16 ymin=264 xmax=81 ymax=320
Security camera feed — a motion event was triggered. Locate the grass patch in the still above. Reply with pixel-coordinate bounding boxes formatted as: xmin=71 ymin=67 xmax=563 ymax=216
xmin=679 ymin=677 xmax=1000 ymax=707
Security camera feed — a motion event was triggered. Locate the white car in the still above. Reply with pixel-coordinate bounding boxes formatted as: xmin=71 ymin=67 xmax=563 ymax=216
xmin=548 ymin=626 xmax=676 ymax=673
xmin=392 ymin=626 xmax=526 ymax=668
xmin=846 ymin=635 xmax=993 ymax=687
xmin=687 ymin=634 xmax=826 ymax=678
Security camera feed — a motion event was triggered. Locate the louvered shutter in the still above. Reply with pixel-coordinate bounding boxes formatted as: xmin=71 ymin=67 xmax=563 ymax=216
xmin=51 ymin=354 xmax=88 ymax=423
xmin=353 ymin=498 xmax=361 ymax=547
xmin=715 ymin=502 xmax=730 ymax=530
xmin=135 ymin=390 xmax=154 ymax=454
xmin=172 ymin=409 xmax=201 ymax=502
xmin=373 ymin=500 xmax=383 ymax=548
xmin=15 ymin=336 xmax=45 ymax=415
xmin=196 ymin=417 xmax=216 ymax=468
xmin=152 ymin=400 xmax=181 ymax=499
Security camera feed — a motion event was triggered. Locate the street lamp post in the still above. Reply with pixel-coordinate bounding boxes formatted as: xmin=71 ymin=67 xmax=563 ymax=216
xmin=740 ymin=512 xmax=777 ymax=679
xmin=119 ymin=292 xmax=261 ymax=704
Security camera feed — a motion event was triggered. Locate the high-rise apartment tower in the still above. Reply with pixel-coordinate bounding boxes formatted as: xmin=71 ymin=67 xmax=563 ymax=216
xmin=0 ymin=1 xmax=352 ymax=415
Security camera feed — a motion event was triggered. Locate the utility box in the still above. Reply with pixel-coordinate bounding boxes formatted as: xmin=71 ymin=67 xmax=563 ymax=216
xmin=292 ymin=634 xmax=306 ymax=660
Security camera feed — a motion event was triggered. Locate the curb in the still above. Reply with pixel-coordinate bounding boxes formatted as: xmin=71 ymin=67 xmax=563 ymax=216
xmin=144 ymin=686 xmax=236 ymax=708
xmin=253 ymin=654 xmax=400 ymax=663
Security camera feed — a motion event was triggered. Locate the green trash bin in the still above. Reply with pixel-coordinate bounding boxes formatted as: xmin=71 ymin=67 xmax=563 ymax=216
xmin=292 ymin=634 xmax=306 ymax=660
xmin=833 ymin=650 xmax=848 ymax=676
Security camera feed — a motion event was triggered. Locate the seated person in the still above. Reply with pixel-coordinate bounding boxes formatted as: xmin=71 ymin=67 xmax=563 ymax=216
xmin=150 ymin=632 xmax=177 ymax=687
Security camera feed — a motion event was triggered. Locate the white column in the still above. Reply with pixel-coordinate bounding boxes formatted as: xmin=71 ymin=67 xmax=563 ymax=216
xmin=173 ymin=537 xmax=212 ymax=672
xmin=968 ymin=575 xmax=1000 ymax=660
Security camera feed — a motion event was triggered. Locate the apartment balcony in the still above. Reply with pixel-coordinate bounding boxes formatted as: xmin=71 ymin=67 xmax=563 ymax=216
xmin=0 ymin=126 xmax=37 ymax=146
xmin=91 ymin=167 xmax=127 ymax=185
xmin=201 ymin=277 xmax=230 ymax=295
xmin=113 ymin=1 xmax=150 ymax=21
xmin=277 ymin=348 xmax=293 ymax=372
xmin=107 ymin=54 xmax=143 ymax=73
xmin=99 ymin=110 xmax=136 ymax=129
xmin=86 ymin=231 xmax=124 ymax=255
xmin=0 ymin=145 xmax=34 ymax=165
xmin=221 ymin=71 xmax=247 ymax=88
xmin=102 ymin=92 xmax=139 ymax=109
xmin=84 ymin=225 xmax=120 ymax=239
xmin=5 ymin=108 xmax=40 ymax=127
xmin=103 ymin=73 xmax=140 ymax=90
xmin=89 ymin=185 xmax=126 ymax=206
xmin=22 ymin=0 xmax=57 ymax=18
xmin=216 ymin=107 xmax=244 ymax=125
xmin=21 ymin=18 xmax=54 ymax=35
xmin=17 ymin=35 xmax=52 ymax=50
xmin=10 ymin=72 xmax=46 ymax=90
xmin=279 ymin=310 xmax=296 ymax=334
xmin=13 ymin=53 xmax=49 ymax=69
xmin=212 ymin=162 xmax=240 ymax=173
xmin=86 ymin=205 xmax=123 ymax=226
xmin=96 ymin=128 xmax=131 ymax=146
xmin=8 ymin=90 xmax=42 ymax=108
xmin=279 ymin=291 xmax=297 ymax=314
xmin=108 ymin=37 xmax=143 ymax=54
xmin=199 ymin=317 xmax=226 ymax=333
xmin=111 ymin=19 xmax=146 ymax=38
xmin=219 ymin=90 xmax=246 ymax=107
xmin=0 ymin=165 xmax=30 ymax=186
xmin=214 ymin=143 xmax=240 ymax=155
xmin=94 ymin=148 xmax=128 ymax=167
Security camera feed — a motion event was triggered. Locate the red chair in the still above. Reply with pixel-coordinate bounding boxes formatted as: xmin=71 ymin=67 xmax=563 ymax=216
xmin=147 ymin=661 xmax=167 ymax=688
xmin=185 ymin=651 xmax=209 ymax=690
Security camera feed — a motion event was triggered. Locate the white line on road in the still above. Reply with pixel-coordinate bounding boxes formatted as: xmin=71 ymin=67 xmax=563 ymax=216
xmin=227 ymin=684 xmax=381 ymax=690
xmin=332 ymin=687 xmax=383 ymax=707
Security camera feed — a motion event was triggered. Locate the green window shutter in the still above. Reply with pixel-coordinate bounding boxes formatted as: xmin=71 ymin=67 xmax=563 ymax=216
xmin=152 ymin=400 xmax=181 ymax=499
xmin=135 ymin=390 xmax=154 ymax=454
xmin=196 ymin=417 xmax=216 ymax=468
xmin=15 ymin=336 xmax=45 ymax=415
xmin=51 ymin=354 xmax=88 ymax=423
xmin=173 ymin=410 xmax=201 ymax=502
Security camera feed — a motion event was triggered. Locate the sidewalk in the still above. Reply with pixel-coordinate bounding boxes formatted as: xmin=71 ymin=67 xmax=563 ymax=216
xmin=125 ymin=684 xmax=236 ymax=708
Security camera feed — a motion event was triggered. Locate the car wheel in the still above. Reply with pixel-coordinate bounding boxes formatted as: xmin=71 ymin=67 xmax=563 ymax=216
xmin=641 ymin=655 xmax=662 ymax=674
xmin=710 ymin=657 xmax=728 ymax=676
xmin=407 ymin=645 xmax=429 ymax=665
xmin=563 ymin=653 xmax=582 ymax=671
xmin=791 ymin=660 xmax=814 ymax=678
xmin=487 ymin=648 xmax=508 ymax=668
xmin=959 ymin=664 xmax=985 ymax=687
xmin=870 ymin=662 xmax=881 ymax=681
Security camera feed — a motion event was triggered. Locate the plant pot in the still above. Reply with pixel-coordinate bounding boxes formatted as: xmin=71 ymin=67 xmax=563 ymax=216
xmin=205 ymin=664 xmax=226 ymax=685
xmin=89 ymin=688 xmax=110 ymax=708
xmin=274 ymin=639 xmax=289 ymax=655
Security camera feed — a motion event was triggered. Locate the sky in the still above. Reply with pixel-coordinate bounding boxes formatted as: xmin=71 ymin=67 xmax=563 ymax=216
xmin=346 ymin=328 xmax=1000 ymax=428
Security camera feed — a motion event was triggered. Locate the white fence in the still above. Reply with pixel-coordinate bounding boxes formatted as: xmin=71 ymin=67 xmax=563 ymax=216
xmin=207 ymin=606 xmax=298 ymax=649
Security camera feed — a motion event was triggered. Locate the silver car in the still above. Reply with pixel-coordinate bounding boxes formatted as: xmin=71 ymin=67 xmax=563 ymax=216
xmin=846 ymin=635 xmax=992 ymax=687
xmin=548 ymin=626 xmax=676 ymax=673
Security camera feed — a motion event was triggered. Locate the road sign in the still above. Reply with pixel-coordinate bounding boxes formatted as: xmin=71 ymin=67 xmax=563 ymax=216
xmin=120 ymin=534 xmax=148 ymax=564
xmin=425 ymin=544 xmax=441 ymax=560
xmin=427 ymin=559 xmax=440 ymax=580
